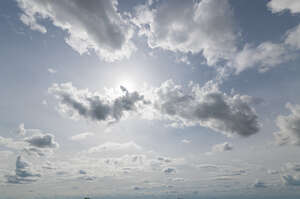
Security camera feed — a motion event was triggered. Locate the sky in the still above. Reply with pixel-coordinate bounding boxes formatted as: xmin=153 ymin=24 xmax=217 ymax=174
xmin=1 ymin=0 xmax=300 ymax=198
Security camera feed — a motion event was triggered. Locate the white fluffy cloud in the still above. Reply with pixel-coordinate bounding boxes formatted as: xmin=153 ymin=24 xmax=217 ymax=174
xmin=274 ymin=103 xmax=300 ymax=146
xmin=16 ymin=0 xmax=135 ymax=62
xmin=211 ymin=142 xmax=233 ymax=153
xmin=132 ymin=0 xmax=238 ymax=66
xmin=70 ymin=132 xmax=94 ymax=141
xmin=49 ymin=82 xmax=148 ymax=123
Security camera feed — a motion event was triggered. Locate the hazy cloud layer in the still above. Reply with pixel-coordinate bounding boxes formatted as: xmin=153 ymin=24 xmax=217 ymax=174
xmin=17 ymin=0 xmax=135 ymax=62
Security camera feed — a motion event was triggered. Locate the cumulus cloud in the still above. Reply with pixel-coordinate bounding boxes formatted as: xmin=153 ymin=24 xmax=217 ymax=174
xmin=132 ymin=0 xmax=238 ymax=66
xmin=5 ymin=155 xmax=41 ymax=184
xmin=70 ymin=132 xmax=94 ymax=141
xmin=151 ymin=80 xmax=260 ymax=137
xmin=88 ymin=141 xmax=142 ymax=153
xmin=281 ymin=175 xmax=300 ymax=186
xmin=16 ymin=0 xmax=135 ymax=62
xmin=274 ymin=103 xmax=300 ymax=146
xmin=211 ymin=142 xmax=233 ymax=153
xmin=25 ymin=133 xmax=59 ymax=148
xmin=49 ymin=82 xmax=147 ymax=123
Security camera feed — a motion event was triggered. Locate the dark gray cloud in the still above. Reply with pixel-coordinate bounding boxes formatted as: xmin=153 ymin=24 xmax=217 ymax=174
xmin=153 ymin=80 xmax=260 ymax=137
xmin=274 ymin=103 xmax=300 ymax=146
xmin=49 ymin=82 xmax=147 ymax=123
xmin=16 ymin=0 xmax=135 ymax=62
xmin=5 ymin=155 xmax=41 ymax=184
xmin=25 ymin=133 xmax=59 ymax=149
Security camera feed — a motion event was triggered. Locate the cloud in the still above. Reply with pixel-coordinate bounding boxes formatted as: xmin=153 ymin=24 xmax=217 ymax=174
xmin=267 ymin=169 xmax=279 ymax=175
xmin=152 ymin=80 xmax=260 ymax=137
xmin=0 ymin=136 xmax=25 ymax=150
xmin=232 ymin=42 xmax=295 ymax=74
xmin=70 ymin=132 xmax=94 ymax=141
xmin=211 ymin=142 xmax=233 ymax=153
xmin=16 ymin=0 xmax=135 ymax=62
xmin=49 ymin=80 xmax=259 ymax=137
xmin=162 ymin=167 xmax=176 ymax=174
xmin=181 ymin=139 xmax=191 ymax=144
xmin=281 ymin=174 xmax=300 ymax=186
xmin=48 ymin=68 xmax=57 ymax=74
xmin=253 ymin=179 xmax=267 ymax=188
xmin=88 ymin=141 xmax=142 ymax=153
xmin=49 ymin=82 xmax=147 ymax=123
xmin=286 ymin=162 xmax=300 ymax=172
xmin=5 ymin=155 xmax=41 ymax=184
xmin=267 ymin=0 xmax=300 ymax=14
xmin=132 ymin=0 xmax=238 ymax=66
xmin=25 ymin=133 xmax=59 ymax=148
xmin=274 ymin=103 xmax=300 ymax=146
xmin=16 ymin=123 xmax=26 ymax=136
